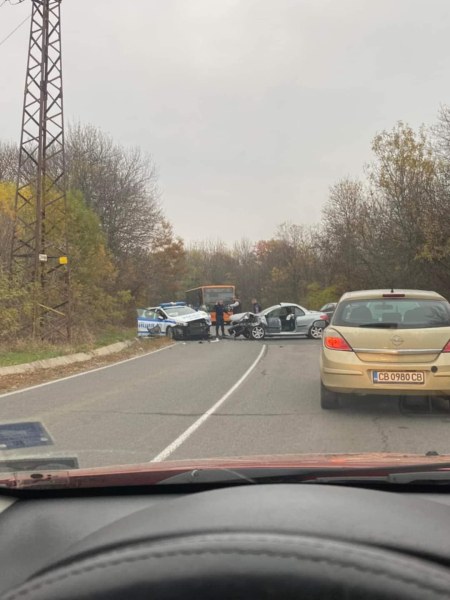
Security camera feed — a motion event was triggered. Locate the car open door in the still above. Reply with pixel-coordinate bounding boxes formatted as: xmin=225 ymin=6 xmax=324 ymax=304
xmin=294 ymin=306 xmax=310 ymax=334
xmin=265 ymin=308 xmax=282 ymax=334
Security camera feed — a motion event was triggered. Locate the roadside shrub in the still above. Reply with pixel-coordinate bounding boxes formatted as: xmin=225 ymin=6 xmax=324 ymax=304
xmin=0 ymin=271 xmax=34 ymax=342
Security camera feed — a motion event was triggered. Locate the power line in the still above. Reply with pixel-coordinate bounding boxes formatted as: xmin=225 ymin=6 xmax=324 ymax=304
xmin=0 ymin=14 xmax=30 ymax=48
xmin=0 ymin=0 xmax=27 ymax=6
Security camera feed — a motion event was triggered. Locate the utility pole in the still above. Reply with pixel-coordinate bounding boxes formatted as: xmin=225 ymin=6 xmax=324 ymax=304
xmin=10 ymin=0 xmax=71 ymax=342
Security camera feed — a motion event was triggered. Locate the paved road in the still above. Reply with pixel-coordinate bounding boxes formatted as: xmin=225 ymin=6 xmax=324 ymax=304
xmin=0 ymin=338 xmax=449 ymax=468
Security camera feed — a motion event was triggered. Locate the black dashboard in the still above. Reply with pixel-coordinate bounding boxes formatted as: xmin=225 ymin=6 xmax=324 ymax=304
xmin=1 ymin=484 xmax=450 ymax=599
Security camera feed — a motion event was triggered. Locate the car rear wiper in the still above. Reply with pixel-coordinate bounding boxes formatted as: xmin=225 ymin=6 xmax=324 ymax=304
xmin=358 ymin=322 xmax=399 ymax=328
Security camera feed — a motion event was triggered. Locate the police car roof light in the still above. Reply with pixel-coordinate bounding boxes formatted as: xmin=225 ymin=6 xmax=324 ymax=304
xmin=159 ymin=301 xmax=186 ymax=308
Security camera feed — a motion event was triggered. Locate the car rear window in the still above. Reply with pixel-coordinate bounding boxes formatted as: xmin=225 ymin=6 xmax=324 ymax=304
xmin=332 ymin=299 xmax=450 ymax=328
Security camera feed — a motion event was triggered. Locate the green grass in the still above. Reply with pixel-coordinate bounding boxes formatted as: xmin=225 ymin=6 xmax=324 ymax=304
xmin=0 ymin=327 xmax=138 ymax=367
xmin=92 ymin=327 xmax=137 ymax=348
xmin=0 ymin=348 xmax=66 ymax=367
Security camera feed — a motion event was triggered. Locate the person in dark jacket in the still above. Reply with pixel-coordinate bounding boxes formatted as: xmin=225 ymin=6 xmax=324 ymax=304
xmin=251 ymin=298 xmax=262 ymax=313
xmin=229 ymin=297 xmax=242 ymax=314
xmin=214 ymin=300 xmax=228 ymax=337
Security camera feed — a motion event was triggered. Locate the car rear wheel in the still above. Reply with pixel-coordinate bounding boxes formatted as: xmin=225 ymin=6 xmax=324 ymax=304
xmin=308 ymin=324 xmax=324 ymax=339
xmin=320 ymin=381 xmax=340 ymax=409
xmin=250 ymin=325 xmax=265 ymax=340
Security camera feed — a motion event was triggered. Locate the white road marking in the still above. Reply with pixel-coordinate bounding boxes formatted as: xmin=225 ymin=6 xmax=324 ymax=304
xmin=0 ymin=342 xmax=178 ymax=400
xmin=151 ymin=344 xmax=267 ymax=462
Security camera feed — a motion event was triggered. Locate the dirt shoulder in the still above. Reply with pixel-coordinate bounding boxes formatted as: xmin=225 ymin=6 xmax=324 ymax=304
xmin=0 ymin=337 xmax=173 ymax=395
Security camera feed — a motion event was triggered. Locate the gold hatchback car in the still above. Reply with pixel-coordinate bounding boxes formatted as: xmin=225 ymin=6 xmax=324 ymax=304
xmin=320 ymin=289 xmax=450 ymax=409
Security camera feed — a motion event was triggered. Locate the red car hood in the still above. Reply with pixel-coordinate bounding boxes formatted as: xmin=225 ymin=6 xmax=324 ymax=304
xmin=1 ymin=452 xmax=450 ymax=490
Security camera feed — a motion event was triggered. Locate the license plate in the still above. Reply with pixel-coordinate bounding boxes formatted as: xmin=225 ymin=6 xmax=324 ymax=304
xmin=373 ymin=371 xmax=425 ymax=384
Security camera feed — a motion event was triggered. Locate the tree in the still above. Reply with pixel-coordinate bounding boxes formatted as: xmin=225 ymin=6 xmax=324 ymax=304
xmin=119 ymin=220 xmax=186 ymax=308
xmin=424 ymin=107 xmax=450 ymax=287
xmin=0 ymin=269 xmax=34 ymax=341
xmin=66 ymin=123 xmax=187 ymax=309
xmin=231 ymin=239 xmax=262 ymax=307
xmin=146 ymin=220 xmax=186 ymax=305
xmin=0 ymin=142 xmax=18 ymax=182
xmin=66 ymin=190 xmax=131 ymax=336
xmin=305 ymin=282 xmax=341 ymax=310
xmin=184 ymin=241 xmax=236 ymax=288
xmin=369 ymin=122 xmax=443 ymax=290
xmin=261 ymin=223 xmax=317 ymax=304
xmin=0 ymin=181 xmax=15 ymax=270
xmin=0 ymin=123 xmax=187 ymax=339
xmin=66 ymin=123 xmax=163 ymax=259
xmin=320 ymin=178 xmax=375 ymax=290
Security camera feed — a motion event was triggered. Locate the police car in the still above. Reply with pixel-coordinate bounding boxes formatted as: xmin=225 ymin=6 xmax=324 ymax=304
xmin=137 ymin=302 xmax=211 ymax=340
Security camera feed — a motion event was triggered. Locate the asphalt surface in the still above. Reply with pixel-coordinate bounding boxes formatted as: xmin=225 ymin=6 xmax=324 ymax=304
xmin=1 ymin=334 xmax=450 ymax=468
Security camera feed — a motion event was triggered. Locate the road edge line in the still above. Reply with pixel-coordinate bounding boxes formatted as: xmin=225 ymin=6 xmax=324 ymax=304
xmin=0 ymin=342 xmax=178 ymax=400
xmin=151 ymin=344 xmax=267 ymax=462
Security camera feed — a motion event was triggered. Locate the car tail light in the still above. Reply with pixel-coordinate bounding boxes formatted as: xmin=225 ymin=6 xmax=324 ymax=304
xmin=319 ymin=314 xmax=328 ymax=320
xmin=442 ymin=341 xmax=450 ymax=353
xmin=324 ymin=332 xmax=353 ymax=351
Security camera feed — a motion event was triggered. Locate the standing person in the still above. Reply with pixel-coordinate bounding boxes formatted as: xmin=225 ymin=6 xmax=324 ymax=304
xmin=214 ymin=300 xmax=227 ymax=337
xmin=251 ymin=298 xmax=261 ymax=314
xmin=229 ymin=296 xmax=242 ymax=314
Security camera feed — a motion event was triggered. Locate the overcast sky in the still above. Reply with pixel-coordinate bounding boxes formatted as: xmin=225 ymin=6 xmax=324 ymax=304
xmin=1 ymin=0 xmax=450 ymax=243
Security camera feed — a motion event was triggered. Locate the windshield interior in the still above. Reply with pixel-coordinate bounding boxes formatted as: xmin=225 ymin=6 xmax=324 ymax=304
xmin=1 ymin=1 xmax=450 ymax=488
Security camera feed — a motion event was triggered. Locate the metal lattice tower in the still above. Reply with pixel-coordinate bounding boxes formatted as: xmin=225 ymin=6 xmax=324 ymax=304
xmin=10 ymin=0 xmax=71 ymax=341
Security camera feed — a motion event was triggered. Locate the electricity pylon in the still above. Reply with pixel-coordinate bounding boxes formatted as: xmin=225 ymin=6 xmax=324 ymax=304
xmin=10 ymin=0 xmax=71 ymax=342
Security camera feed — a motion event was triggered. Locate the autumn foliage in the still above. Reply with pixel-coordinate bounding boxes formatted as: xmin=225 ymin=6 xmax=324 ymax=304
xmin=1 ymin=114 xmax=450 ymax=343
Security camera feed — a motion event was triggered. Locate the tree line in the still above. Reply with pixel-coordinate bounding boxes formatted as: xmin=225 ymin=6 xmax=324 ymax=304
xmin=1 ymin=110 xmax=450 ymax=342
xmin=182 ymin=110 xmax=450 ymax=310
xmin=0 ymin=123 xmax=184 ymax=342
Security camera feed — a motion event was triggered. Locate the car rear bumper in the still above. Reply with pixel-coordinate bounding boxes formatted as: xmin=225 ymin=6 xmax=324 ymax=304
xmin=320 ymin=349 xmax=450 ymax=396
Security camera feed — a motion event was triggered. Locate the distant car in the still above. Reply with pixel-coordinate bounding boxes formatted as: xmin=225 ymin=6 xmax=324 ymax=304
xmin=228 ymin=302 xmax=329 ymax=340
xmin=320 ymin=302 xmax=337 ymax=321
xmin=320 ymin=289 xmax=450 ymax=409
xmin=137 ymin=302 xmax=211 ymax=340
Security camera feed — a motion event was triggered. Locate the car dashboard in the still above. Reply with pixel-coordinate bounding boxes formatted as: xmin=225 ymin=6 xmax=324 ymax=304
xmin=1 ymin=483 xmax=450 ymax=599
